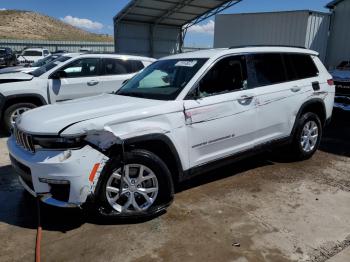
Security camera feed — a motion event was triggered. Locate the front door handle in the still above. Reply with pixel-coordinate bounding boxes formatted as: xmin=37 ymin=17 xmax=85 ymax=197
xmin=87 ymin=80 xmax=99 ymax=86
xmin=239 ymin=95 xmax=254 ymax=100
xmin=238 ymin=94 xmax=254 ymax=105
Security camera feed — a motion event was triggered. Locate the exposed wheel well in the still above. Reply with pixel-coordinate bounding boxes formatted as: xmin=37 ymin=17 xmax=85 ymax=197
xmin=126 ymin=139 xmax=182 ymax=185
xmin=2 ymin=96 xmax=45 ymax=118
xmin=299 ymin=100 xmax=326 ymax=126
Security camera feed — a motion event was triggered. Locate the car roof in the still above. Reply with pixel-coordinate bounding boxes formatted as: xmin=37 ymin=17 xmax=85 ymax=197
xmin=23 ymin=48 xmax=48 ymax=52
xmin=77 ymin=53 xmax=156 ymax=61
xmin=160 ymin=47 xmax=319 ymax=60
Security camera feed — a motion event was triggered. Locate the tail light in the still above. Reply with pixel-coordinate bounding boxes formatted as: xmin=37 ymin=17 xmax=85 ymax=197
xmin=327 ymin=79 xmax=334 ymax=86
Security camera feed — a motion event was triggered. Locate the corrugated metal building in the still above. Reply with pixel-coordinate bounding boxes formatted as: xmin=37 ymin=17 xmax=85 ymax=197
xmin=114 ymin=0 xmax=241 ymax=58
xmin=326 ymin=0 xmax=350 ymax=68
xmin=214 ymin=10 xmax=330 ymax=62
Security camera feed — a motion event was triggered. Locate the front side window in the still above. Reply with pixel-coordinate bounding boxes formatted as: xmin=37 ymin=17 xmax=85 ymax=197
xmin=60 ymin=58 xmax=100 ymax=78
xmin=117 ymin=58 xmax=208 ymax=100
xmin=249 ymin=53 xmax=287 ymax=87
xmin=197 ymin=55 xmax=248 ymax=98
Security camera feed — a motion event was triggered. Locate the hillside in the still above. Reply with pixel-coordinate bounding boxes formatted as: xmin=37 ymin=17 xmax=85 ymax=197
xmin=0 ymin=10 xmax=113 ymax=42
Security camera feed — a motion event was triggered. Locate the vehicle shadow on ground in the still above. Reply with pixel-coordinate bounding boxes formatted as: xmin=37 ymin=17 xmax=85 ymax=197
xmin=320 ymin=110 xmax=350 ymax=157
xmin=0 ymin=156 xmax=274 ymax=232
xmin=0 ymin=111 xmax=348 ymax=231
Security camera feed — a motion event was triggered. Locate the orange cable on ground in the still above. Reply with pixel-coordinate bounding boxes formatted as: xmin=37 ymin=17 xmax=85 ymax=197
xmin=35 ymin=198 xmax=42 ymax=262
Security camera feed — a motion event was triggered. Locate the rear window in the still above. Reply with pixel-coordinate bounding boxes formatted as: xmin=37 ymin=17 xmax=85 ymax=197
xmin=284 ymin=54 xmax=319 ymax=80
xmin=22 ymin=51 xmax=42 ymax=56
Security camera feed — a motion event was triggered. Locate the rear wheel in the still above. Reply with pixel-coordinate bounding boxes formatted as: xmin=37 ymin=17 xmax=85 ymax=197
xmin=290 ymin=112 xmax=322 ymax=160
xmin=3 ymin=103 xmax=36 ymax=133
xmin=97 ymin=149 xmax=174 ymax=218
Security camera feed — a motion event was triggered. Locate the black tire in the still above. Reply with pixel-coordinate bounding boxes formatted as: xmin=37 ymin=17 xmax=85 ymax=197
xmin=96 ymin=149 xmax=174 ymax=218
xmin=3 ymin=103 xmax=37 ymax=133
xmin=290 ymin=112 xmax=322 ymax=160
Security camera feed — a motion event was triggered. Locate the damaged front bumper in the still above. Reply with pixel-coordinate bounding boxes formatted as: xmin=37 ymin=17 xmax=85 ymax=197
xmin=7 ymin=137 xmax=108 ymax=208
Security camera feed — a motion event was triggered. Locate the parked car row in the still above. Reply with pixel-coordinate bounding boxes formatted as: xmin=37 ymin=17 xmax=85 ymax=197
xmin=5 ymin=46 xmax=335 ymax=219
xmin=0 ymin=53 xmax=155 ymax=132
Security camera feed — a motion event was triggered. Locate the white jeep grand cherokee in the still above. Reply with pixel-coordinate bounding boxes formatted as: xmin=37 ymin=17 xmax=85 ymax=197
xmin=7 ymin=46 xmax=335 ymax=218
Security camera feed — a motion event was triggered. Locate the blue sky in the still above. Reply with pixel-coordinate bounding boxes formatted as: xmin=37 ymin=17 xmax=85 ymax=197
xmin=0 ymin=0 xmax=331 ymax=47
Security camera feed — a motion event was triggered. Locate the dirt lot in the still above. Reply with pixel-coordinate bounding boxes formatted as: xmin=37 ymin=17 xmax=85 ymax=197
xmin=0 ymin=110 xmax=349 ymax=262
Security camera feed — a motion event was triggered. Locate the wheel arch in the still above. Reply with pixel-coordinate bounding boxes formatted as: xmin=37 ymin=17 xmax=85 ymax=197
xmin=291 ymin=98 xmax=327 ymax=137
xmin=123 ymin=134 xmax=184 ymax=185
xmin=1 ymin=93 xmax=47 ymax=123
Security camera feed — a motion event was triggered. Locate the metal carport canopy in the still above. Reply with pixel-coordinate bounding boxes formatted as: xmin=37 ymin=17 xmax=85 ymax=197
xmin=114 ymin=0 xmax=241 ymax=57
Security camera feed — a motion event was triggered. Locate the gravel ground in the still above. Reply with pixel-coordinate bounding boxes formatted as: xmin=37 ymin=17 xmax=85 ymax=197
xmin=0 ymin=110 xmax=349 ymax=262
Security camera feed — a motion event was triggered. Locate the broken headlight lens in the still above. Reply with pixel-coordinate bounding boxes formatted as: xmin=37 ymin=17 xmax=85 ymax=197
xmin=33 ymin=136 xmax=86 ymax=150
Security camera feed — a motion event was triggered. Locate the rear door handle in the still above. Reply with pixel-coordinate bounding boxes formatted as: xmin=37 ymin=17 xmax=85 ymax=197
xmin=291 ymin=86 xmax=301 ymax=92
xmin=87 ymin=80 xmax=99 ymax=86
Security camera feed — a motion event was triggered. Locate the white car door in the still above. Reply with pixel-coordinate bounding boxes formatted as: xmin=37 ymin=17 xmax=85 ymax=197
xmin=99 ymin=58 xmax=137 ymax=94
xmin=48 ymin=57 xmax=102 ymax=102
xmin=249 ymin=53 xmax=319 ymax=145
xmin=184 ymin=55 xmax=257 ymax=168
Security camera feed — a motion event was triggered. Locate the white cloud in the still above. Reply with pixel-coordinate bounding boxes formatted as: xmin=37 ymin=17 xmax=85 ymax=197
xmin=0 ymin=8 xmax=7 ymax=11
xmin=60 ymin=15 xmax=104 ymax=31
xmin=187 ymin=20 xmax=215 ymax=35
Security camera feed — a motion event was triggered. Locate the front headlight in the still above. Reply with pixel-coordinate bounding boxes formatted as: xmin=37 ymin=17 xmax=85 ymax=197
xmin=33 ymin=135 xmax=86 ymax=150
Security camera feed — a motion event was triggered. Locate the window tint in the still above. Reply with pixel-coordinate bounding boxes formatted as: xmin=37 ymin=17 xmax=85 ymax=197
xmin=60 ymin=58 xmax=99 ymax=78
xmin=130 ymin=60 xmax=145 ymax=72
xmin=198 ymin=55 xmax=248 ymax=98
xmin=284 ymin=54 xmax=319 ymax=80
xmin=102 ymin=59 xmax=145 ymax=75
xmin=22 ymin=51 xmax=42 ymax=56
xmin=249 ymin=53 xmax=287 ymax=87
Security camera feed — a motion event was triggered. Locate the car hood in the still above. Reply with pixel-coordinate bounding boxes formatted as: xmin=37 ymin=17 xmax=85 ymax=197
xmin=17 ymin=94 xmax=171 ymax=135
xmin=0 ymin=72 xmax=34 ymax=84
xmin=0 ymin=66 xmax=25 ymax=74
xmin=331 ymin=69 xmax=350 ymax=81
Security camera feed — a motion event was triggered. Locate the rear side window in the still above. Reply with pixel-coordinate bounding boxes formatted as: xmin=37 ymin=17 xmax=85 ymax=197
xmin=130 ymin=60 xmax=145 ymax=72
xmin=249 ymin=53 xmax=287 ymax=87
xmin=284 ymin=54 xmax=319 ymax=80
xmin=101 ymin=59 xmax=145 ymax=75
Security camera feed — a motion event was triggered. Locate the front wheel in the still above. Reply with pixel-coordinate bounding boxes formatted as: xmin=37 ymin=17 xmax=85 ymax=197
xmin=3 ymin=103 xmax=37 ymax=133
xmin=290 ymin=112 xmax=322 ymax=160
xmin=97 ymin=149 xmax=174 ymax=218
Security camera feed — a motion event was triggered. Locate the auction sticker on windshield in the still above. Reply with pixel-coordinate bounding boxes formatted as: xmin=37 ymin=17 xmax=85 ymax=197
xmin=175 ymin=60 xmax=198 ymax=67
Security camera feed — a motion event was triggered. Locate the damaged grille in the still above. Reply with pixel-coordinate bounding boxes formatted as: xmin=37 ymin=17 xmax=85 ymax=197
xmin=14 ymin=127 xmax=35 ymax=153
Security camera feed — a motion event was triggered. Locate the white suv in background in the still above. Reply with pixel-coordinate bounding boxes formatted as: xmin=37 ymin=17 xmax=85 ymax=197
xmin=0 ymin=53 xmax=155 ymax=132
xmin=8 ymin=46 xmax=335 ymax=219
xmin=17 ymin=48 xmax=51 ymax=65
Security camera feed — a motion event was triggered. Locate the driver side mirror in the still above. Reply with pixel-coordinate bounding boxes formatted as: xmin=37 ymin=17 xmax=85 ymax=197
xmin=51 ymin=70 xmax=67 ymax=79
xmin=186 ymin=83 xmax=201 ymax=100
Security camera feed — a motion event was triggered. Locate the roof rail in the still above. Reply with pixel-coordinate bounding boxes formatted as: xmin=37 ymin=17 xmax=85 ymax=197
xmin=229 ymin=44 xmax=308 ymax=49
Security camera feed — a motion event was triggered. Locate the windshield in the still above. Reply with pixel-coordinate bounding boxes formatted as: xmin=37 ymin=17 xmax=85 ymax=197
xmin=32 ymin=55 xmax=59 ymax=67
xmin=337 ymin=61 xmax=350 ymax=70
xmin=0 ymin=49 xmax=6 ymax=55
xmin=117 ymin=58 xmax=208 ymax=100
xmin=30 ymin=56 xmax=72 ymax=77
xmin=22 ymin=50 xmax=42 ymax=56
